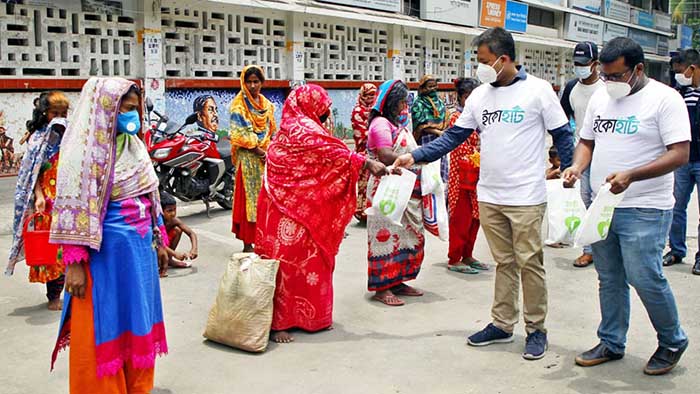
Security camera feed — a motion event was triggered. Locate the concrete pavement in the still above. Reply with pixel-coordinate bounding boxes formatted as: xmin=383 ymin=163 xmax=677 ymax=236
xmin=0 ymin=177 xmax=698 ymax=394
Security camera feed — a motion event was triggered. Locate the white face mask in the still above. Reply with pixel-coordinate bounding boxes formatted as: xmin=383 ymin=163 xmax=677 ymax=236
xmin=606 ymin=68 xmax=637 ymax=100
xmin=476 ymin=58 xmax=503 ymax=84
xmin=675 ymin=72 xmax=693 ymax=87
xmin=574 ymin=66 xmax=592 ymax=80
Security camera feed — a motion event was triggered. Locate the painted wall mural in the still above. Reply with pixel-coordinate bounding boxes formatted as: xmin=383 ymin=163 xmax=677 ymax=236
xmin=0 ymin=92 xmax=80 ymax=177
xmin=164 ymin=88 xmax=286 ymax=137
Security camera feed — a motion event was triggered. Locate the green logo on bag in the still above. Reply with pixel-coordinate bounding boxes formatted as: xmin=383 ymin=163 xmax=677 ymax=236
xmin=565 ymin=216 xmax=581 ymax=234
xmin=379 ymin=200 xmax=396 ymax=215
xmin=597 ymin=219 xmax=611 ymax=238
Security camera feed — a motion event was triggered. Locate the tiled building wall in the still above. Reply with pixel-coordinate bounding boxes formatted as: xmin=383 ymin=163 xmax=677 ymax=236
xmin=160 ymin=1 xmax=288 ymax=79
xmin=0 ymin=0 xmax=139 ymax=78
xmin=0 ymin=0 xmax=573 ymax=84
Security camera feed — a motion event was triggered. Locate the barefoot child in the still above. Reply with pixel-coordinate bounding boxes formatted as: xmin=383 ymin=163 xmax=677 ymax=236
xmin=546 ymin=146 xmax=562 ymax=180
xmin=161 ymin=192 xmax=198 ymax=275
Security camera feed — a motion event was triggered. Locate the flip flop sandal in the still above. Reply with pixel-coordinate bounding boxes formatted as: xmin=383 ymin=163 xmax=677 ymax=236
xmin=573 ymin=256 xmax=594 ymax=268
xmin=448 ymin=264 xmax=479 ymax=274
xmin=469 ymin=261 xmax=490 ymax=271
xmin=372 ymin=294 xmax=405 ymax=306
xmin=392 ymin=285 xmax=424 ymax=296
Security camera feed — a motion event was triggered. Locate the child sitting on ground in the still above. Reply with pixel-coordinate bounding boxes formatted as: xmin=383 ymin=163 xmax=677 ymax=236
xmin=546 ymin=145 xmax=561 ymax=180
xmin=161 ymin=192 xmax=198 ymax=276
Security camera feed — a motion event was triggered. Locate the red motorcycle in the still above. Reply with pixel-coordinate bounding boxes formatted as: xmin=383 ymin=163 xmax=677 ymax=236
xmin=144 ymin=99 xmax=234 ymax=215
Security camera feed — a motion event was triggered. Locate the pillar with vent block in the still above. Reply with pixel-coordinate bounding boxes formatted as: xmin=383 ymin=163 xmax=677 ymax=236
xmin=388 ymin=24 xmax=404 ymax=82
xmin=142 ymin=0 xmax=165 ymax=114
xmin=286 ymin=12 xmax=305 ymax=86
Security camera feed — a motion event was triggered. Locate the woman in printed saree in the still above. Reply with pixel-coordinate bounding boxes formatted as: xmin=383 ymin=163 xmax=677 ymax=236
xmin=256 ymin=84 xmax=388 ymax=343
xmin=6 ymin=91 xmax=70 ymax=311
xmin=230 ymin=65 xmax=277 ymax=253
xmin=446 ymin=78 xmax=488 ymax=275
xmin=351 ymin=83 xmax=378 ymax=223
xmin=50 ymin=77 xmax=168 ymax=393
xmin=367 ymin=80 xmax=426 ymax=307
xmin=411 ymin=75 xmax=449 ymax=182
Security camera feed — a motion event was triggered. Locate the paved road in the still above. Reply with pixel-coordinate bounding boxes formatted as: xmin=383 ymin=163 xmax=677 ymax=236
xmin=0 ymin=177 xmax=698 ymax=394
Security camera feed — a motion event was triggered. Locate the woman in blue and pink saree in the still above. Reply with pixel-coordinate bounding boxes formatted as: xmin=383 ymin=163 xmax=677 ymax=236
xmin=50 ymin=77 xmax=168 ymax=394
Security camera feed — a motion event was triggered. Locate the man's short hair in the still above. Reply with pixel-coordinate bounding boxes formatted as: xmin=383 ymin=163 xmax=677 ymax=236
xmin=599 ymin=37 xmax=644 ymax=69
xmin=472 ymin=27 xmax=516 ymax=61
xmin=680 ymin=49 xmax=700 ymax=67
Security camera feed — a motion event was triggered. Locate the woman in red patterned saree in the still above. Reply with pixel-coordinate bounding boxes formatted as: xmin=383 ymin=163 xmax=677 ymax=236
xmin=255 ymin=84 xmax=388 ymax=343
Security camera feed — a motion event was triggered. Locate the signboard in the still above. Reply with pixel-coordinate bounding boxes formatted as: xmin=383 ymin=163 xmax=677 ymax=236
xmin=480 ymin=0 xmax=506 ymax=28
xmin=317 ymin=0 xmax=401 ymax=12
xmin=680 ymin=25 xmax=694 ymax=49
xmin=657 ymin=36 xmax=669 ymax=56
xmin=565 ymin=14 xmax=604 ymax=43
xmin=568 ymin=0 xmax=601 ymax=15
xmin=602 ymin=0 xmax=630 ymax=22
xmin=631 ymin=9 xmax=654 ymax=28
xmin=603 ymin=23 xmax=628 ymax=43
xmin=421 ymin=0 xmax=479 ymax=28
xmin=653 ymin=12 xmax=672 ymax=32
xmin=505 ymin=1 xmax=528 ymax=33
xmin=628 ymin=28 xmax=658 ymax=53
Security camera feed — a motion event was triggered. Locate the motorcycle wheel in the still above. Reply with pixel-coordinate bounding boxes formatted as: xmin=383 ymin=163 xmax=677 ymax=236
xmin=217 ymin=171 xmax=234 ymax=210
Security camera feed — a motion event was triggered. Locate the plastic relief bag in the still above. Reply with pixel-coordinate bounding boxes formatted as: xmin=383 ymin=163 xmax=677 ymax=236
xmin=203 ymin=253 xmax=279 ymax=353
xmin=545 ymin=179 xmax=586 ymax=246
xmin=421 ymin=159 xmax=443 ymax=195
xmin=422 ymin=191 xmax=449 ymax=241
xmin=366 ymin=168 xmax=417 ymax=227
xmin=420 ymin=160 xmax=449 ymax=241
xmin=574 ymin=183 xmax=627 ymax=248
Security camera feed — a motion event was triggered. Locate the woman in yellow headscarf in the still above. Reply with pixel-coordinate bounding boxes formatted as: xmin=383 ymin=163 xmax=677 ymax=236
xmin=229 ymin=65 xmax=277 ymax=252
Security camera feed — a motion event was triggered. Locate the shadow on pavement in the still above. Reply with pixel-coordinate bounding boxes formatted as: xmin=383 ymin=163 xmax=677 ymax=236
xmin=540 ymin=342 xmax=681 ymax=394
xmin=8 ymin=302 xmax=61 ymax=326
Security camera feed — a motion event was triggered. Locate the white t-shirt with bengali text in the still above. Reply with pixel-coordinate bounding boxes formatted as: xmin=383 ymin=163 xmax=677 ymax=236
xmin=570 ymin=79 xmax=605 ymax=139
xmin=456 ymin=73 xmax=569 ymax=206
xmin=580 ymin=79 xmax=691 ymax=210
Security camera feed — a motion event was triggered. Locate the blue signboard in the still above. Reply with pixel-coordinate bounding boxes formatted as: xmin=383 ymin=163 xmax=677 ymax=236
xmin=637 ymin=11 xmax=654 ymax=28
xmin=628 ymin=28 xmax=657 ymax=53
xmin=505 ymin=1 xmax=528 ymax=33
xmin=680 ymin=25 xmax=693 ymax=49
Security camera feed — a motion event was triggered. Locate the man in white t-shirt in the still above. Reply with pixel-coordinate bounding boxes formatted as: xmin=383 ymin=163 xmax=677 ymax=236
xmin=395 ymin=27 xmax=574 ymax=361
xmin=560 ymin=42 xmax=605 ymax=268
xmin=563 ymin=37 xmax=690 ymax=376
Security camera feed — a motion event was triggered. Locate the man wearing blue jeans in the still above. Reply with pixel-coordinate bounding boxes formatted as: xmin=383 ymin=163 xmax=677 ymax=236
xmin=663 ymin=48 xmax=700 ymax=275
xmin=560 ymin=41 xmax=604 ymax=267
xmin=563 ymin=38 xmax=690 ymax=375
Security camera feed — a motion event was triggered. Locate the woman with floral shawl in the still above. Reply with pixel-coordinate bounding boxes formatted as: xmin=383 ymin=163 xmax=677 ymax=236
xmin=367 ymin=80 xmax=426 ymax=307
xmin=351 ymin=83 xmax=377 ymax=222
xmin=6 ymin=91 xmax=70 ymax=310
xmin=411 ymin=75 xmax=449 ymax=182
xmin=50 ymin=77 xmax=168 ymax=393
xmin=446 ymin=78 xmax=487 ymax=275
xmin=230 ymin=65 xmax=277 ymax=253
xmin=256 ymin=84 xmax=388 ymax=343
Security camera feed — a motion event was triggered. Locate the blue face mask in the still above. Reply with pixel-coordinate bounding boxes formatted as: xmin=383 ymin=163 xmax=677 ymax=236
xmin=397 ymin=109 xmax=409 ymax=128
xmin=117 ymin=110 xmax=141 ymax=135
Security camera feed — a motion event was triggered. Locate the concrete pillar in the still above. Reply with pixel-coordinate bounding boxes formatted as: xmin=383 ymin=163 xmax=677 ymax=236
xmin=286 ymin=12 xmax=305 ymax=85
xmin=388 ymin=24 xmax=404 ymax=81
xmin=423 ymin=29 xmax=434 ymax=77
xmin=141 ymin=0 xmax=165 ymax=114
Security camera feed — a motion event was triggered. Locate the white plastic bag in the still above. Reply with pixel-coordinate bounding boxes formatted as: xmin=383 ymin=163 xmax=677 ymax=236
xmin=545 ymin=179 xmax=586 ymax=246
xmin=421 ymin=159 xmax=443 ymax=195
xmin=366 ymin=169 xmax=417 ymax=226
xmin=203 ymin=253 xmax=279 ymax=352
xmin=574 ymin=183 xmax=626 ymax=247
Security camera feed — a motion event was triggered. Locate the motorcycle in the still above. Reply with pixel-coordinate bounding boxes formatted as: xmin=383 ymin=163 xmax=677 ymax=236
xmin=144 ymin=99 xmax=234 ymax=216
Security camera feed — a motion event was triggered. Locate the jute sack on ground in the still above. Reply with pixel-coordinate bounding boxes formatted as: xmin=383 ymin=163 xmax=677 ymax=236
xmin=203 ymin=253 xmax=280 ymax=352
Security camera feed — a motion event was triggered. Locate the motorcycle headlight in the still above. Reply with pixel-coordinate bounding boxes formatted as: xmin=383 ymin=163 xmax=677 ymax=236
xmin=152 ymin=148 xmax=172 ymax=159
